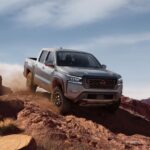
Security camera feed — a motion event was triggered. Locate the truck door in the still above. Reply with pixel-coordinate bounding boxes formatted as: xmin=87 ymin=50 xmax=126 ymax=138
xmin=34 ymin=50 xmax=49 ymax=88
xmin=42 ymin=51 xmax=55 ymax=91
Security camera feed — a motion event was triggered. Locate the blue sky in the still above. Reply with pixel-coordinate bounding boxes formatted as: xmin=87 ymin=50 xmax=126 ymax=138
xmin=0 ymin=0 xmax=150 ymax=99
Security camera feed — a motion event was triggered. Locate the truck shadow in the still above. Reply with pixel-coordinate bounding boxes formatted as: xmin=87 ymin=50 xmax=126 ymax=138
xmin=71 ymin=106 xmax=150 ymax=137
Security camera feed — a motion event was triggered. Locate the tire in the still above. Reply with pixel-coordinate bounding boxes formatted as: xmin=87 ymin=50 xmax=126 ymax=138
xmin=26 ymin=73 xmax=37 ymax=93
xmin=107 ymin=100 xmax=121 ymax=113
xmin=51 ymin=87 xmax=71 ymax=115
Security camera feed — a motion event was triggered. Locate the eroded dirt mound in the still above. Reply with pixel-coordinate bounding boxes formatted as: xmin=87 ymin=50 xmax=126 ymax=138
xmin=0 ymin=92 xmax=150 ymax=150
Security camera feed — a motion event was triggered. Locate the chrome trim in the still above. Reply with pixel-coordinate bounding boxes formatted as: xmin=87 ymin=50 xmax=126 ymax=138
xmin=79 ymin=99 xmax=118 ymax=106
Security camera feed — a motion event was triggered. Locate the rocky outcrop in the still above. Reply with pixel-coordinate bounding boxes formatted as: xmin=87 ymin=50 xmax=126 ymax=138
xmin=17 ymin=101 xmax=150 ymax=150
xmin=16 ymin=93 xmax=150 ymax=150
xmin=0 ymin=92 xmax=150 ymax=150
xmin=0 ymin=134 xmax=36 ymax=150
xmin=121 ymin=96 xmax=150 ymax=121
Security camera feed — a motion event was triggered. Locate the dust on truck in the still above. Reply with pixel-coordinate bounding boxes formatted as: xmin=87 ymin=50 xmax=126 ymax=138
xmin=24 ymin=48 xmax=123 ymax=114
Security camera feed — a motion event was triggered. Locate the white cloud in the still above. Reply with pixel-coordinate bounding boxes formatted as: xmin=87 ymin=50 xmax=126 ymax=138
xmin=0 ymin=0 xmax=30 ymax=14
xmin=94 ymin=32 xmax=150 ymax=46
xmin=0 ymin=0 xmax=150 ymax=28
xmin=16 ymin=1 xmax=57 ymax=26
xmin=56 ymin=0 xmax=127 ymax=27
xmin=68 ymin=32 xmax=150 ymax=50
xmin=127 ymin=0 xmax=150 ymax=13
xmin=14 ymin=0 xmax=128 ymax=27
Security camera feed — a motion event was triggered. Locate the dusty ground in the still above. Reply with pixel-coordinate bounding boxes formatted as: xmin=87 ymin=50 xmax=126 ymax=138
xmin=0 ymin=91 xmax=150 ymax=150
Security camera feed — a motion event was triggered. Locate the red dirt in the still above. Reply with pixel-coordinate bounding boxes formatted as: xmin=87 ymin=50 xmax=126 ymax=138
xmin=0 ymin=92 xmax=150 ymax=150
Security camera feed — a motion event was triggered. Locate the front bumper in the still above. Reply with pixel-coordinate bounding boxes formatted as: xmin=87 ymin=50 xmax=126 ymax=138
xmin=64 ymin=82 xmax=122 ymax=106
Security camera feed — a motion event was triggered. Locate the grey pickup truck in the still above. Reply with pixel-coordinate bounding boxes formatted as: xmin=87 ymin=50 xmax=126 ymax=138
xmin=24 ymin=48 xmax=123 ymax=114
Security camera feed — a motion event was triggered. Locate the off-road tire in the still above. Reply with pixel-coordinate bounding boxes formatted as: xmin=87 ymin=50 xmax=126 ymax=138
xmin=26 ymin=73 xmax=37 ymax=93
xmin=51 ymin=87 xmax=71 ymax=115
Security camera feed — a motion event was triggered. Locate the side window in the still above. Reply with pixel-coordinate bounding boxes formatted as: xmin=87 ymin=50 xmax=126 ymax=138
xmin=39 ymin=51 xmax=48 ymax=63
xmin=46 ymin=52 xmax=54 ymax=64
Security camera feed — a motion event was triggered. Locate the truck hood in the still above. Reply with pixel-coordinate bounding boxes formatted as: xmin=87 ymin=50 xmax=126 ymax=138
xmin=57 ymin=67 xmax=121 ymax=79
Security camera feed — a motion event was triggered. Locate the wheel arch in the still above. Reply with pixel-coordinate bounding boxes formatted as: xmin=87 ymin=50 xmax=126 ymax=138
xmin=52 ymin=77 xmax=65 ymax=93
xmin=25 ymin=69 xmax=31 ymax=77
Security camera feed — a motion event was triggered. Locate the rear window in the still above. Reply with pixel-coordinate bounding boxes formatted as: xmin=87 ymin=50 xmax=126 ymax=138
xmin=39 ymin=51 xmax=49 ymax=63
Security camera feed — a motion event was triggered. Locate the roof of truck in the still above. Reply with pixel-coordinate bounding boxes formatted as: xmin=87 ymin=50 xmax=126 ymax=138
xmin=41 ymin=48 xmax=62 ymax=51
xmin=41 ymin=48 xmax=89 ymax=53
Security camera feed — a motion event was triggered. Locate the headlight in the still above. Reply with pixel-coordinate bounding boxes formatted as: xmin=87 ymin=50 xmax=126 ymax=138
xmin=118 ymin=78 xmax=123 ymax=84
xmin=66 ymin=74 xmax=82 ymax=84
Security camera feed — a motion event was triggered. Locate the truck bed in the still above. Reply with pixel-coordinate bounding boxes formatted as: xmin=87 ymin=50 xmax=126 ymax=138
xmin=24 ymin=57 xmax=37 ymax=77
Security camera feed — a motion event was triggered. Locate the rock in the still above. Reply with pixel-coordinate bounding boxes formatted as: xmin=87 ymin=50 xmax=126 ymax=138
xmin=0 ymin=134 xmax=36 ymax=150
xmin=1 ymin=93 xmax=150 ymax=150
xmin=125 ymin=140 xmax=143 ymax=146
xmin=0 ymin=99 xmax=24 ymax=118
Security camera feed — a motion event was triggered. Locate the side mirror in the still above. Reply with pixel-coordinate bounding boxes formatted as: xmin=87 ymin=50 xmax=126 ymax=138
xmin=101 ymin=64 xmax=107 ymax=69
xmin=45 ymin=62 xmax=55 ymax=68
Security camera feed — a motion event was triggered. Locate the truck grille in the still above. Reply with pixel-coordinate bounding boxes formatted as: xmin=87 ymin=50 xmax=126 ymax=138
xmin=83 ymin=77 xmax=117 ymax=89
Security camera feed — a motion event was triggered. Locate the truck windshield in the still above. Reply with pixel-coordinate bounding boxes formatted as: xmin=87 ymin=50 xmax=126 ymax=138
xmin=56 ymin=51 xmax=101 ymax=68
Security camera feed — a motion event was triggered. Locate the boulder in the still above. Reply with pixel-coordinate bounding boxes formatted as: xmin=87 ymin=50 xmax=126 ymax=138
xmin=0 ymin=134 xmax=36 ymax=150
